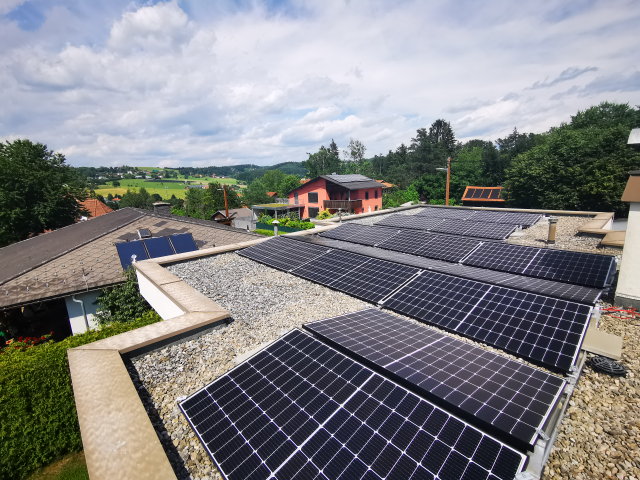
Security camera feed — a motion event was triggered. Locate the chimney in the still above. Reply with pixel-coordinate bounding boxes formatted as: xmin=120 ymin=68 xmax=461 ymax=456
xmin=153 ymin=202 xmax=171 ymax=215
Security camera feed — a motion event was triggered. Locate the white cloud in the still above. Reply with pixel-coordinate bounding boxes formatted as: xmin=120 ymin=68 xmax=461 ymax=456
xmin=0 ymin=0 xmax=638 ymax=166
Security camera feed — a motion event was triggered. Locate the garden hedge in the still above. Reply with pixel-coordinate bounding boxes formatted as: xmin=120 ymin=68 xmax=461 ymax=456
xmin=0 ymin=311 xmax=162 ymax=480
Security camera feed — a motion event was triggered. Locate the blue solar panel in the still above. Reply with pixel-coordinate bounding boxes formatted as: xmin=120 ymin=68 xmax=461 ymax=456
xmin=170 ymin=233 xmax=199 ymax=254
xmin=143 ymin=237 xmax=175 ymax=258
xmin=115 ymin=241 xmax=149 ymax=269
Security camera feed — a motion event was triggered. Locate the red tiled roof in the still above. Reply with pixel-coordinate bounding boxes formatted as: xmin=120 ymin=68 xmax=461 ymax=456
xmin=267 ymin=192 xmax=278 ymax=197
xmin=299 ymin=179 xmax=311 ymax=184
xmin=376 ymin=180 xmax=396 ymax=188
xmin=80 ymin=199 xmax=114 ymax=218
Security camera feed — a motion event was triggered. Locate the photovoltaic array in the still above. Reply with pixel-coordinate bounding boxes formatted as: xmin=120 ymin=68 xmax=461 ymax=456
xmin=238 ymin=237 xmax=330 ymax=272
xmin=375 ymin=215 xmax=445 ymax=231
xmin=289 ymin=249 xmax=420 ymax=304
xmin=115 ymin=241 xmax=149 ymax=269
xmin=116 ymin=233 xmax=199 ymax=268
xmin=416 ymin=208 xmax=542 ymax=227
xmin=305 ymin=309 xmax=565 ymax=449
xmin=383 ymin=271 xmax=592 ymax=372
xmin=293 ymin=236 xmax=603 ymax=304
xmin=319 ymin=224 xmax=400 ymax=247
xmin=463 ymin=243 xmax=616 ymax=288
xmin=374 ymin=215 xmax=516 ymax=240
xmin=180 ymin=330 xmax=526 ymax=480
xmin=143 ymin=236 xmax=175 ymax=258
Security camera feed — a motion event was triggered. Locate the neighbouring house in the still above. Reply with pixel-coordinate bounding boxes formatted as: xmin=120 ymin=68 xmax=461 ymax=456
xmin=267 ymin=192 xmax=278 ymax=198
xmin=0 ymin=206 xmax=259 ymax=338
xmin=80 ymin=199 xmax=114 ymax=219
xmin=461 ymin=186 xmax=506 ymax=207
xmin=212 ymin=207 xmax=253 ymax=230
xmin=287 ymin=174 xmax=383 ymax=218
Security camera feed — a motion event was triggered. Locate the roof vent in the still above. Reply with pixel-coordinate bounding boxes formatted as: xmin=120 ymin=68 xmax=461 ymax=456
xmin=137 ymin=228 xmax=152 ymax=239
xmin=332 ymin=172 xmax=337 ymax=175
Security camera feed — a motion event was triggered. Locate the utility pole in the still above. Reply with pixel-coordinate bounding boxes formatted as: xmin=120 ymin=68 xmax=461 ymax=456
xmin=223 ymin=184 xmax=229 ymax=220
xmin=446 ymin=157 xmax=451 ymax=206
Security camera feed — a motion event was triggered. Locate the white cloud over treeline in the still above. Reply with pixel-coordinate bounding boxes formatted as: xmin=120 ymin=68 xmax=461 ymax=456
xmin=0 ymin=0 xmax=639 ymax=166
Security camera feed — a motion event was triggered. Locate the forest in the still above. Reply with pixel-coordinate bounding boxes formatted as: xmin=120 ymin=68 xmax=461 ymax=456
xmin=301 ymin=102 xmax=640 ymax=214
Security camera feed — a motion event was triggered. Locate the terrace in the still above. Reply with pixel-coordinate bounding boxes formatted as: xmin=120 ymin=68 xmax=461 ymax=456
xmin=67 ymin=205 xmax=639 ymax=480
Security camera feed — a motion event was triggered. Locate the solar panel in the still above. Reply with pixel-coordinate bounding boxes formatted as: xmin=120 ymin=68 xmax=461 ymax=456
xmin=375 ymin=229 xmax=433 ymax=255
xmin=383 ymin=271 xmax=593 ymax=371
xmin=414 ymin=235 xmax=483 ymax=263
xmin=290 ymin=236 xmax=603 ymax=304
xmin=458 ymin=288 xmax=592 ymax=372
xmin=238 ymin=237 xmax=330 ymax=272
xmin=169 ymin=233 xmax=199 ymax=254
xmin=305 ymin=309 xmax=566 ymax=450
xmin=143 ymin=236 xmax=175 ymax=258
xmin=416 ymin=208 xmax=477 ymax=220
xmin=523 ymin=249 xmax=616 ymax=288
xmin=430 ymin=220 xmax=517 ymax=240
xmin=463 ymin=243 xmax=541 ymax=273
xmin=180 ymin=330 xmax=526 ymax=480
xmin=471 ymin=212 xmax=542 ymax=227
xmin=375 ymin=215 xmax=445 ymax=231
xmin=289 ymin=249 xmax=420 ymax=303
xmin=320 ymin=224 xmax=368 ymax=242
xmin=344 ymin=226 xmax=401 ymax=247
xmin=115 ymin=241 xmax=149 ymax=269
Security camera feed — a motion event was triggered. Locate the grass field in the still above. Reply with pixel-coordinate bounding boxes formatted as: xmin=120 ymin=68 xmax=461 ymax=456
xmin=96 ymin=177 xmax=242 ymax=200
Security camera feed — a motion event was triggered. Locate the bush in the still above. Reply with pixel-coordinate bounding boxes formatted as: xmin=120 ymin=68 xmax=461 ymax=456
xmin=93 ymin=269 xmax=152 ymax=325
xmin=316 ymin=210 xmax=332 ymax=220
xmin=0 ymin=311 xmax=162 ymax=480
xmin=254 ymin=229 xmax=275 ymax=236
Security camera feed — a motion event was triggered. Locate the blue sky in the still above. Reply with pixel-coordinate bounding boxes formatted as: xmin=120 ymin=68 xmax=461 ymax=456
xmin=0 ymin=0 xmax=638 ymax=167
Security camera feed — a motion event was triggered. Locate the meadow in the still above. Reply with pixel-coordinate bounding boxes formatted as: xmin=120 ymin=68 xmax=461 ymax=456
xmin=96 ymin=177 xmax=242 ymax=200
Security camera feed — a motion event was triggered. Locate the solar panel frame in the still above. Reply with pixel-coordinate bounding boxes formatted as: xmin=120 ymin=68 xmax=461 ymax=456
xmin=169 ymin=233 xmax=199 ymax=254
xmin=304 ymin=309 xmax=566 ymax=450
xmin=115 ymin=241 xmax=149 ymax=270
xmin=238 ymin=237 xmax=331 ymax=272
xmin=343 ymin=225 xmax=401 ymax=247
xmin=179 ymin=329 xmax=527 ymax=480
xmin=430 ymin=220 xmax=517 ymax=240
xmin=375 ymin=229 xmax=433 ymax=255
xmin=142 ymin=236 xmax=175 ymax=258
xmin=383 ymin=272 xmax=593 ymax=372
xmin=413 ymin=235 xmax=484 ymax=263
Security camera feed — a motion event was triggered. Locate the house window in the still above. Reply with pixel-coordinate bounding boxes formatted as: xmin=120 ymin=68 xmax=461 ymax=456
xmin=308 ymin=192 xmax=318 ymax=203
xmin=294 ymin=192 xmax=299 ymax=204
xmin=365 ymin=191 xmax=369 ymax=200
xmin=375 ymin=189 xmax=379 ymax=199
xmin=308 ymin=207 xmax=319 ymax=218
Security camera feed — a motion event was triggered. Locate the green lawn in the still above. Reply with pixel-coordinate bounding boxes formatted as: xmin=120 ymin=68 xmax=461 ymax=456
xmin=97 ymin=177 xmax=242 ymax=200
xmin=27 ymin=452 xmax=88 ymax=480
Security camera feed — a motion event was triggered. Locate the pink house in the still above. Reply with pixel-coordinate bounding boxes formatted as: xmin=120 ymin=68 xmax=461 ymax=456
xmin=288 ymin=174 xmax=383 ymax=218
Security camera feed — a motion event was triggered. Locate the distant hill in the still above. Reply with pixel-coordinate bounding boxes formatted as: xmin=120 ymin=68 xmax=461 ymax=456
xmin=235 ymin=162 xmax=308 ymax=183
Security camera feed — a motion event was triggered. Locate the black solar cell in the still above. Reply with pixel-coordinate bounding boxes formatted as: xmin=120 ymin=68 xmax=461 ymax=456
xmin=238 ymin=237 xmax=330 ymax=272
xmin=375 ymin=229 xmax=433 ymax=255
xmin=343 ymin=226 xmax=401 ymax=247
xmin=169 ymin=233 xmax=199 ymax=254
xmin=416 ymin=208 xmax=477 ymax=220
xmin=375 ymin=215 xmax=445 ymax=231
xmin=304 ymin=309 xmax=565 ymax=450
xmin=320 ymin=223 xmax=368 ymax=242
xmin=414 ymin=235 xmax=483 ymax=263
xmin=180 ymin=330 xmax=526 ymax=480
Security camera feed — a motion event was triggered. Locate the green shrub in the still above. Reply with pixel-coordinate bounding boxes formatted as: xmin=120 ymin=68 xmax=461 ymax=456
xmin=254 ymin=229 xmax=275 ymax=236
xmin=0 ymin=311 xmax=162 ymax=480
xmin=94 ymin=269 xmax=152 ymax=325
xmin=316 ymin=210 xmax=332 ymax=220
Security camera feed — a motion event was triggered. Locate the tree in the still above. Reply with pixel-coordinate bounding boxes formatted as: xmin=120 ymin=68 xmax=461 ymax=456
xmin=112 ymin=180 xmax=120 ymax=187
xmin=0 ymin=139 xmax=89 ymax=247
xmin=120 ymin=187 xmax=152 ymax=210
xmin=261 ymin=170 xmax=287 ymax=193
xmin=428 ymin=119 xmax=457 ymax=155
xmin=277 ymin=175 xmax=302 ymax=196
xmin=504 ymin=103 xmax=640 ymax=214
xmin=94 ymin=269 xmax=152 ymax=324
xmin=342 ymin=138 xmax=367 ymax=173
xmin=329 ymin=139 xmax=340 ymax=159
xmin=302 ymin=146 xmax=341 ymax=178
xmin=207 ymin=181 xmax=242 ymax=213
xmin=107 ymin=193 xmax=114 ymax=201
xmin=150 ymin=193 xmax=162 ymax=203
xmin=241 ymin=179 xmax=273 ymax=207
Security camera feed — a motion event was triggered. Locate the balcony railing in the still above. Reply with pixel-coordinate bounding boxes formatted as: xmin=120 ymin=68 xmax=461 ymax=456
xmin=323 ymin=199 xmax=362 ymax=210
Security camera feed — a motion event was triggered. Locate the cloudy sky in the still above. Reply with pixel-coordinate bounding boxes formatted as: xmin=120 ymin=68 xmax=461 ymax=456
xmin=1 ymin=0 xmax=638 ymax=167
